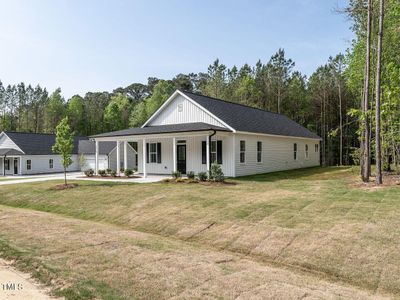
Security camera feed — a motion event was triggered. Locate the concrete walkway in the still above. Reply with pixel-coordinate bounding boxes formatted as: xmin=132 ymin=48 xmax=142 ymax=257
xmin=0 ymin=172 xmax=167 ymax=185
xmin=0 ymin=259 xmax=58 ymax=299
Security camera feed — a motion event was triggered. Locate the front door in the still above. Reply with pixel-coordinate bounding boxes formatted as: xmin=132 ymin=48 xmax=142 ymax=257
xmin=13 ymin=158 xmax=18 ymax=175
xmin=177 ymin=144 xmax=186 ymax=174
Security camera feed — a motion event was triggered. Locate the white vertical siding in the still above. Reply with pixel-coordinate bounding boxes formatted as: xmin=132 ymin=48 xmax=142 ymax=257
xmin=234 ymin=133 xmax=320 ymax=177
xmin=147 ymin=95 xmax=227 ymax=128
xmin=137 ymin=135 xmax=235 ymax=177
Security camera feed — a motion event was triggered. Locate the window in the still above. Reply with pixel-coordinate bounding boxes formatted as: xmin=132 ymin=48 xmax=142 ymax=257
xmin=294 ymin=143 xmax=297 ymax=160
xmin=202 ymin=140 xmax=222 ymax=164
xmin=315 ymin=144 xmax=319 ymax=152
xmin=146 ymin=142 xmax=161 ymax=164
xmin=5 ymin=159 xmax=10 ymax=171
xmin=257 ymin=141 xmax=262 ymax=163
xmin=27 ymin=160 xmax=31 ymax=170
xmin=49 ymin=159 xmax=53 ymax=169
xmin=149 ymin=143 xmax=157 ymax=163
xmin=305 ymin=144 xmax=309 ymax=159
xmin=240 ymin=140 xmax=246 ymax=163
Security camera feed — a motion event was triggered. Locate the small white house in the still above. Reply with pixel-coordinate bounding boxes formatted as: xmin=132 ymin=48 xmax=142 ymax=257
xmin=0 ymin=132 xmax=84 ymax=175
xmin=0 ymin=132 xmax=137 ymax=176
xmin=91 ymin=90 xmax=321 ymax=177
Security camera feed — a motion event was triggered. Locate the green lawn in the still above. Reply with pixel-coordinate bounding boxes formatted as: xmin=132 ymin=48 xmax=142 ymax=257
xmin=0 ymin=166 xmax=399 ymax=299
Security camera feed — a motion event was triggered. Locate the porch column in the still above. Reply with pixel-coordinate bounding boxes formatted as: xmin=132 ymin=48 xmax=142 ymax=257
xmin=95 ymin=140 xmax=99 ymax=175
xmin=206 ymin=136 xmax=210 ymax=172
xmin=142 ymin=139 xmax=147 ymax=178
xmin=1 ymin=156 xmax=4 ymax=176
xmin=116 ymin=141 xmax=121 ymax=175
xmin=172 ymin=137 xmax=177 ymax=172
xmin=123 ymin=141 xmax=128 ymax=171
xmin=19 ymin=157 xmax=22 ymax=175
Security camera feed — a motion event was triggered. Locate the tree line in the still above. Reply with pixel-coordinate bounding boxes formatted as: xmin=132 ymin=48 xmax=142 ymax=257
xmin=0 ymin=0 xmax=398 ymax=174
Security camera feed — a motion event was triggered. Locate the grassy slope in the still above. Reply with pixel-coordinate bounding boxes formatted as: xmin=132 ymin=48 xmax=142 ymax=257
xmin=0 ymin=166 xmax=399 ymax=297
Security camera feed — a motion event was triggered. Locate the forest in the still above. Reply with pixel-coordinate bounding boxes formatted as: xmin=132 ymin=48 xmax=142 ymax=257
xmin=0 ymin=0 xmax=398 ymax=172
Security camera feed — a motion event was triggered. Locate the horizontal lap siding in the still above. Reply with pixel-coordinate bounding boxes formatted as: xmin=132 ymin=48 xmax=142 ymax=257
xmin=235 ymin=133 xmax=320 ymax=177
xmin=21 ymin=155 xmax=80 ymax=175
xmin=148 ymin=95 xmax=226 ymax=128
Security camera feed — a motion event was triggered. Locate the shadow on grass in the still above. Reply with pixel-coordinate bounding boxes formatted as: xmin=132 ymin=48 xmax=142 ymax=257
xmin=235 ymin=166 xmax=354 ymax=182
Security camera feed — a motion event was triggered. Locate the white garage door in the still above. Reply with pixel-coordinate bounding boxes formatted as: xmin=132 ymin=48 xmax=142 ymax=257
xmin=85 ymin=159 xmax=108 ymax=170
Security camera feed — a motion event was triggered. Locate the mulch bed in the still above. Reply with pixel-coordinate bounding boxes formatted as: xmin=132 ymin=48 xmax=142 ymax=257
xmin=50 ymin=183 xmax=79 ymax=190
xmin=80 ymin=175 xmax=141 ymax=180
xmin=162 ymin=179 xmax=236 ymax=186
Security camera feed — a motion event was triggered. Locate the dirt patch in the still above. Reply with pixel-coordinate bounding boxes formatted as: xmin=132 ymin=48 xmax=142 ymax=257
xmin=50 ymin=183 xmax=79 ymax=190
xmin=350 ymin=173 xmax=400 ymax=189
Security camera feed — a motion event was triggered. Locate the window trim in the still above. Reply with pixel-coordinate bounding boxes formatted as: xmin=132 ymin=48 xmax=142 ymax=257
xmin=149 ymin=142 xmax=158 ymax=164
xmin=294 ymin=143 xmax=298 ymax=161
xmin=257 ymin=141 xmax=262 ymax=163
xmin=26 ymin=159 xmax=31 ymax=170
xmin=315 ymin=144 xmax=319 ymax=153
xmin=49 ymin=159 xmax=53 ymax=169
xmin=240 ymin=140 xmax=246 ymax=164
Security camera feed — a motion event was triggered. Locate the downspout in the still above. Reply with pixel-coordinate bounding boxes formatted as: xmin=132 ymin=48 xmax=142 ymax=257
xmin=208 ymin=130 xmax=217 ymax=169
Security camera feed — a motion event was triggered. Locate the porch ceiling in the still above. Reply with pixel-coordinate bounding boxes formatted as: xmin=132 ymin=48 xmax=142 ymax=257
xmin=90 ymin=122 xmax=231 ymax=139
xmin=0 ymin=148 xmax=24 ymax=156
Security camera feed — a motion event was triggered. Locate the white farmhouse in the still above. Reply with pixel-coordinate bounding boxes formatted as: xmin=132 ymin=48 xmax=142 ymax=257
xmin=91 ymin=90 xmax=321 ymax=177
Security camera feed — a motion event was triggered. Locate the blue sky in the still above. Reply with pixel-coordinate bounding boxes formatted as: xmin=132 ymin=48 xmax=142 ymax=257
xmin=0 ymin=0 xmax=353 ymax=99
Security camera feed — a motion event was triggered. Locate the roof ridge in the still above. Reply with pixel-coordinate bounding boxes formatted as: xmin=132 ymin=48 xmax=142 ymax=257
xmin=181 ymin=90 xmax=288 ymax=118
xmin=4 ymin=131 xmax=56 ymax=135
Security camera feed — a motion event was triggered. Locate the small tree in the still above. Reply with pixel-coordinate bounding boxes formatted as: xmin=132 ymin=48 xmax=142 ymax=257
xmin=79 ymin=153 xmax=87 ymax=171
xmin=52 ymin=117 xmax=74 ymax=186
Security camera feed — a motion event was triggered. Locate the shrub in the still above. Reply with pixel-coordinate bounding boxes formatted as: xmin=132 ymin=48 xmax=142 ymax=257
xmin=172 ymin=171 xmax=181 ymax=179
xmin=124 ymin=168 xmax=133 ymax=177
xmin=120 ymin=168 xmax=125 ymax=173
xmin=111 ymin=170 xmax=117 ymax=177
xmin=209 ymin=162 xmax=225 ymax=182
xmin=84 ymin=169 xmax=94 ymax=177
xmin=176 ymin=178 xmax=184 ymax=183
xmin=187 ymin=171 xmax=195 ymax=179
xmin=197 ymin=171 xmax=208 ymax=181
xmin=98 ymin=169 xmax=107 ymax=177
xmin=106 ymin=168 xmax=112 ymax=174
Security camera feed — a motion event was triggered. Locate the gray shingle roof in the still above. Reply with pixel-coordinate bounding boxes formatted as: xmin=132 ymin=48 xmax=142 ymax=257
xmin=3 ymin=132 xmax=88 ymax=155
xmin=91 ymin=122 xmax=230 ymax=138
xmin=78 ymin=140 xmax=117 ymax=155
xmin=181 ymin=91 xmax=320 ymax=139
xmin=0 ymin=148 xmax=24 ymax=156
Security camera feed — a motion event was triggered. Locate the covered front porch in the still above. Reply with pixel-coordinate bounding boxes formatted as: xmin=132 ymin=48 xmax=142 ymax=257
xmin=0 ymin=148 xmax=24 ymax=176
xmin=91 ymin=123 xmax=234 ymax=178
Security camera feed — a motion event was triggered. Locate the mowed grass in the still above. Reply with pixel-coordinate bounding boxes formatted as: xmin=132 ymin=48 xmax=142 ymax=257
xmin=0 ymin=166 xmax=399 ymax=299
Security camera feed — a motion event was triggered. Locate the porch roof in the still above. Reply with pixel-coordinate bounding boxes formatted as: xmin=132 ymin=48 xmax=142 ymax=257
xmin=0 ymin=148 xmax=24 ymax=156
xmin=90 ymin=122 xmax=231 ymax=139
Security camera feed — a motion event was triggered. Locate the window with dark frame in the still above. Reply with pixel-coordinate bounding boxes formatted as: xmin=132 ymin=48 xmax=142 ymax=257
xmin=294 ymin=143 xmax=297 ymax=160
xmin=149 ymin=143 xmax=157 ymax=163
xmin=240 ymin=140 xmax=246 ymax=163
xmin=211 ymin=141 xmax=217 ymax=163
xmin=305 ymin=144 xmax=309 ymax=159
xmin=257 ymin=141 xmax=262 ymax=163
xmin=49 ymin=159 xmax=53 ymax=169
xmin=5 ymin=159 xmax=10 ymax=170
xmin=26 ymin=159 xmax=31 ymax=170
xmin=315 ymin=144 xmax=319 ymax=152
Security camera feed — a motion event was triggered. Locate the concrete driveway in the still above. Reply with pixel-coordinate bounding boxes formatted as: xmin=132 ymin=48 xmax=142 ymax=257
xmin=0 ymin=172 xmax=167 ymax=185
